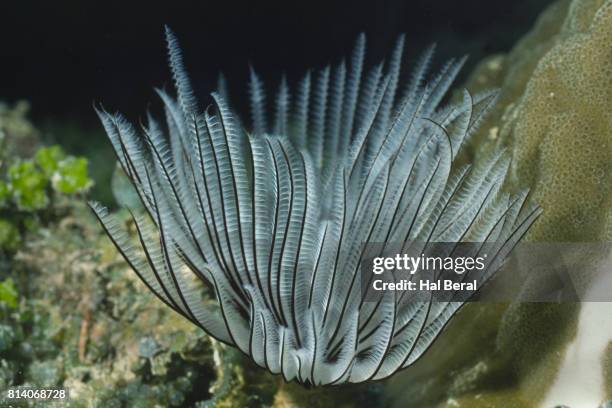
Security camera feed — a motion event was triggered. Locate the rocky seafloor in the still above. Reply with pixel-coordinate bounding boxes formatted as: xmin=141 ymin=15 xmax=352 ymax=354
xmin=0 ymin=0 xmax=610 ymax=406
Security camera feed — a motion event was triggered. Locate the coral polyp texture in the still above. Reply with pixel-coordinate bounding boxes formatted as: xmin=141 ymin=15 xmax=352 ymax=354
xmin=91 ymin=27 xmax=539 ymax=385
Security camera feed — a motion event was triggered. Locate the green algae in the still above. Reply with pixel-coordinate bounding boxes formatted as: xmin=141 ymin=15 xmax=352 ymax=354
xmin=0 ymin=278 xmax=18 ymax=310
xmin=35 ymin=146 xmax=93 ymax=194
xmin=8 ymin=160 xmax=50 ymax=211
xmin=0 ymin=220 xmax=21 ymax=252
xmin=0 ymin=107 xmax=94 ymax=253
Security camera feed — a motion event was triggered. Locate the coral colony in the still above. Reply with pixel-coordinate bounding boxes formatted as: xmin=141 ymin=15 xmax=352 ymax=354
xmin=91 ymin=27 xmax=539 ymax=385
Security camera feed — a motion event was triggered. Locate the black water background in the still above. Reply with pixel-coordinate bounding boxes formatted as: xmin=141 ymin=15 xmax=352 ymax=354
xmin=0 ymin=0 xmax=554 ymax=204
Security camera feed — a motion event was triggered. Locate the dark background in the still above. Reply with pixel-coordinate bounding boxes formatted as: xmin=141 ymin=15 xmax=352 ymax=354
xmin=3 ymin=0 xmax=553 ymax=127
xmin=1 ymin=0 xmax=553 ymax=204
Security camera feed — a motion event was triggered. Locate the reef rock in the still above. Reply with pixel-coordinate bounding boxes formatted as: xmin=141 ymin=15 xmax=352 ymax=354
xmin=464 ymin=0 xmax=611 ymax=242
xmin=388 ymin=0 xmax=612 ymax=406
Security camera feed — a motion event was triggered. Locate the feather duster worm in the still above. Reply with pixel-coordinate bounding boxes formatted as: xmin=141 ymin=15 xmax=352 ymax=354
xmin=90 ymin=27 xmax=539 ymax=385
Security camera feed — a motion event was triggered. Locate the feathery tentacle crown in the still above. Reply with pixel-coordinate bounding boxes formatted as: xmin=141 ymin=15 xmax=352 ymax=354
xmin=91 ymin=27 xmax=539 ymax=385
